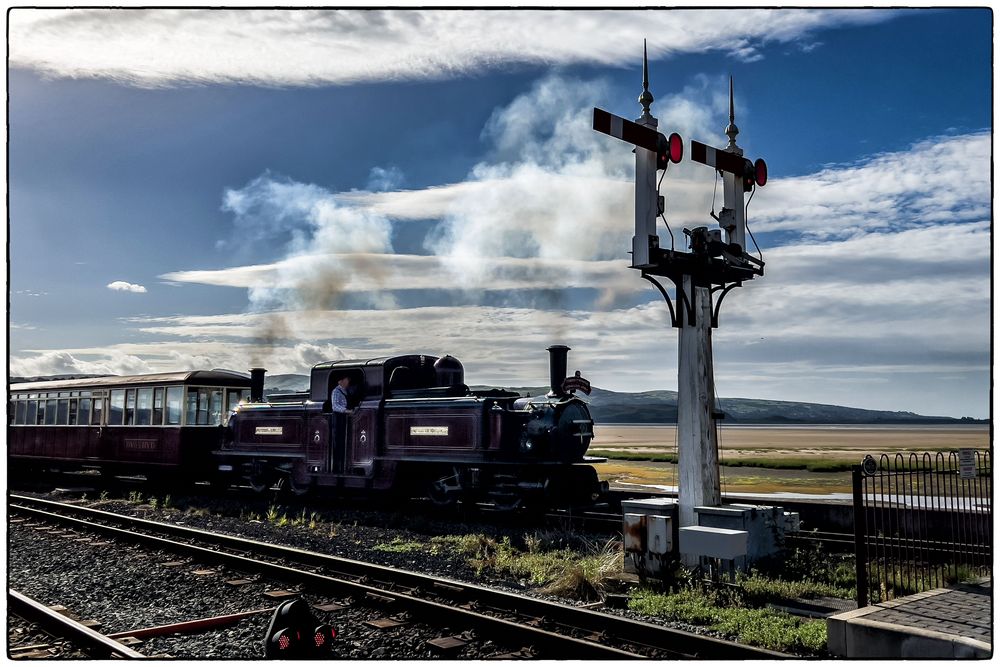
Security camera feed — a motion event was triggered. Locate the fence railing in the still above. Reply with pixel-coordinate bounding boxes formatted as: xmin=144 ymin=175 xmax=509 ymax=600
xmin=852 ymin=450 xmax=991 ymax=608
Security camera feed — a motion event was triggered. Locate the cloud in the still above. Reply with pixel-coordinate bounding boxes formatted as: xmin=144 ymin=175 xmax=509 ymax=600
xmin=751 ymin=132 xmax=991 ymax=237
xmin=10 ymin=350 xmax=152 ymax=377
xmin=9 ymin=9 xmax=893 ymax=88
xmin=107 ymin=280 xmax=147 ymax=293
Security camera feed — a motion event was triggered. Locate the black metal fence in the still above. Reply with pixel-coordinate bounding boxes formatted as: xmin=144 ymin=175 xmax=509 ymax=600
xmin=852 ymin=450 xmax=991 ymax=608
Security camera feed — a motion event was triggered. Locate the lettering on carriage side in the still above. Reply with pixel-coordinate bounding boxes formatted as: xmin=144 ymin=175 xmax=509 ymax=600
xmin=124 ymin=439 xmax=158 ymax=451
xmin=410 ymin=426 xmax=449 ymax=436
xmin=255 ymin=426 xmax=283 ymax=436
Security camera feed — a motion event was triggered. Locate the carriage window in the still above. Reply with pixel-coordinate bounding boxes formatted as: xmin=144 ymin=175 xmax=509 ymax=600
xmin=68 ymin=399 xmax=78 ymax=425
xmin=26 ymin=400 xmax=38 ymax=425
xmin=208 ymin=389 xmax=224 ymax=425
xmin=15 ymin=401 xmax=25 ymax=425
xmin=226 ymin=389 xmax=248 ymax=414
xmin=136 ymin=388 xmax=153 ymax=426
xmin=125 ymin=389 xmax=137 ymax=425
xmin=166 ymin=386 xmax=183 ymax=425
xmin=109 ymin=390 xmax=125 ymax=425
xmin=57 ymin=399 xmax=70 ymax=425
xmin=92 ymin=397 xmax=103 ymax=425
xmin=153 ymin=388 xmax=164 ymax=425
xmin=197 ymin=388 xmax=211 ymax=425
xmin=78 ymin=398 xmax=91 ymax=426
xmin=185 ymin=388 xmax=199 ymax=425
xmin=45 ymin=399 xmax=58 ymax=425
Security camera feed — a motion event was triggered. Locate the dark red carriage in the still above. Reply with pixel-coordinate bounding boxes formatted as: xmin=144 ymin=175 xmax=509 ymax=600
xmin=9 ymin=370 xmax=251 ymax=481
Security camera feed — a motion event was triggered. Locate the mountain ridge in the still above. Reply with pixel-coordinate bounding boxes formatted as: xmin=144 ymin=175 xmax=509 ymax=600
xmin=10 ymin=373 xmax=984 ymax=423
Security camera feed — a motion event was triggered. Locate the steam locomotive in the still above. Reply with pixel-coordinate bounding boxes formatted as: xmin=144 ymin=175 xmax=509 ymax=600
xmin=216 ymin=346 xmax=606 ymax=509
xmin=8 ymin=347 xmax=606 ymax=509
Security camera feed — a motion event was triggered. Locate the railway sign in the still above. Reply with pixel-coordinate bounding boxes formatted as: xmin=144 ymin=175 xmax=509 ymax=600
xmin=959 ymin=448 xmax=977 ymax=479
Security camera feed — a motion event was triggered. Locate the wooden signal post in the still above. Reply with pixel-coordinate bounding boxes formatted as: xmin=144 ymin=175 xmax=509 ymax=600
xmin=594 ymin=49 xmax=767 ymax=552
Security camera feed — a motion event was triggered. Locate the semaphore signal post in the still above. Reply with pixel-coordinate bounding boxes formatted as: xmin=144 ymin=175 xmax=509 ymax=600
xmin=595 ymin=43 xmax=786 ymax=572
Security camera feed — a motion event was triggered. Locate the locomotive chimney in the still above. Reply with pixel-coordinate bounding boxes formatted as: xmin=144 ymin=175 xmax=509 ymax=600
xmin=547 ymin=345 xmax=570 ymax=397
xmin=249 ymin=367 xmax=267 ymax=403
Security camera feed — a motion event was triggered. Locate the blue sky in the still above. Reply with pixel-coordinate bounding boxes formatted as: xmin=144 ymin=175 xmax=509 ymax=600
xmin=7 ymin=8 xmax=992 ymax=418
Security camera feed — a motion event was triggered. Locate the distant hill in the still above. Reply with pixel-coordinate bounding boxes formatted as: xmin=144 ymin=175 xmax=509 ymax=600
xmin=11 ymin=373 xmax=982 ymax=424
xmin=271 ymin=376 xmax=982 ymax=423
xmin=474 ymin=386 xmax=985 ymax=425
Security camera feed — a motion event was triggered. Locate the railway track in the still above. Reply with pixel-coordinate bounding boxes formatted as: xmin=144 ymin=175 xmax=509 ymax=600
xmin=9 ymin=494 xmax=787 ymax=659
xmin=8 ymin=589 xmax=146 ymax=659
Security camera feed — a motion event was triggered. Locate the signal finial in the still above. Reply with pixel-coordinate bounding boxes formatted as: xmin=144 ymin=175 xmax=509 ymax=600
xmin=725 ymin=75 xmax=741 ymax=153
xmin=638 ymin=39 xmax=654 ymax=122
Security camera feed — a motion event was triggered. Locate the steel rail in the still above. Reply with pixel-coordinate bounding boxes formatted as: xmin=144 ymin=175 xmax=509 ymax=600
xmin=8 ymin=589 xmax=147 ymax=659
xmin=10 ymin=501 xmax=638 ymax=660
xmin=10 ymin=494 xmax=787 ymax=659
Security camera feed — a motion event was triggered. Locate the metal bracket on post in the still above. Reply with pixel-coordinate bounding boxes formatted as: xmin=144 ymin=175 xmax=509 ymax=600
xmin=641 ymin=273 xmax=677 ymax=328
xmin=710 ymin=282 xmax=741 ymax=328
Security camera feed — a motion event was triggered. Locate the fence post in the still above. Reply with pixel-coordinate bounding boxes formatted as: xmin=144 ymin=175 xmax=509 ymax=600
xmin=852 ymin=464 xmax=868 ymax=608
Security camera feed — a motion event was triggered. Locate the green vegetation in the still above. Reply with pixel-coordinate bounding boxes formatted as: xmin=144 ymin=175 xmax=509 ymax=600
xmin=373 ymin=537 xmax=426 ymax=554
xmin=127 ymin=491 xmax=143 ymax=504
xmin=629 ymin=588 xmax=827 ymax=653
xmin=427 ymin=532 xmax=622 ymax=600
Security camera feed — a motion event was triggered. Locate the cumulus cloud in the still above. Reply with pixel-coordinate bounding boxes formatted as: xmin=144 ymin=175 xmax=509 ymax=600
xmin=8 ymin=9 xmax=893 ymax=88
xmin=10 ymin=350 xmax=152 ymax=377
xmin=107 ymin=280 xmax=147 ymax=293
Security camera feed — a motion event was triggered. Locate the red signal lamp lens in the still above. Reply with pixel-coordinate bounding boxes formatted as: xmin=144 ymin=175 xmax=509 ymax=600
xmin=668 ymin=133 xmax=683 ymax=164
xmin=754 ymin=158 xmax=767 ymax=187
xmin=313 ymin=624 xmax=336 ymax=647
xmin=272 ymin=628 xmax=296 ymax=651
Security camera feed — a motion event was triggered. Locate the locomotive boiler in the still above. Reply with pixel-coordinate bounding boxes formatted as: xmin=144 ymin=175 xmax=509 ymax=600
xmin=215 ymin=346 xmax=607 ymax=509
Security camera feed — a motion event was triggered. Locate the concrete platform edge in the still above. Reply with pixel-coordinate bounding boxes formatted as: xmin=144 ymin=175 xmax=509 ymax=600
xmin=828 ymin=599 xmax=993 ymax=659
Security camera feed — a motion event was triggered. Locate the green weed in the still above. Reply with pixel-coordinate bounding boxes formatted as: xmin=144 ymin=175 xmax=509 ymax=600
xmin=98 ymin=490 xmax=109 ymax=502
xmin=373 ymin=537 xmax=426 ymax=554
xmin=628 ymin=588 xmax=826 ymax=653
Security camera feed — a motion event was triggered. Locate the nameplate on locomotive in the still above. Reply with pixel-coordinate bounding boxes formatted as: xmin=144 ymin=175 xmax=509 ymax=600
xmin=255 ymin=426 xmax=283 ymax=436
xmin=410 ymin=426 xmax=448 ymax=436
xmin=124 ymin=439 xmax=157 ymax=451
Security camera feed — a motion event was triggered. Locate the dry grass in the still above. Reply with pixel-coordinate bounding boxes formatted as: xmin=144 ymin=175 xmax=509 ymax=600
xmin=591 ymin=425 xmax=989 ymax=496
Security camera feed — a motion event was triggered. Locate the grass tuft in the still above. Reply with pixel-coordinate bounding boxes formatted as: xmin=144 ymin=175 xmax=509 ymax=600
xmin=373 ymin=537 xmax=425 ymax=554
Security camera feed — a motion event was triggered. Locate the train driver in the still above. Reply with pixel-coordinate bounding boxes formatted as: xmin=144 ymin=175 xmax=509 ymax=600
xmin=331 ymin=375 xmax=352 ymax=413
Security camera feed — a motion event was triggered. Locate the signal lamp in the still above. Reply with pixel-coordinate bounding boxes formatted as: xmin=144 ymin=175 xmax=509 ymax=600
xmin=741 ymin=159 xmax=755 ymax=192
xmin=265 ymin=598 xmax=336 ymax=658
xmin=269 ymin=628 xmax=299 ymax=655
xmin=656 ymin=132 xmax=684 ymax=170
xmin=754 ymin=158 xmax=768 ymax=187
xmin=313 ymin=624 xmax=337 ymax=648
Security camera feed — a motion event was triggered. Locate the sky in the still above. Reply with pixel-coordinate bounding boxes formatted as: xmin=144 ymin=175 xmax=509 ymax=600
xmin=6 ymin=7 xmax=993 ymax=419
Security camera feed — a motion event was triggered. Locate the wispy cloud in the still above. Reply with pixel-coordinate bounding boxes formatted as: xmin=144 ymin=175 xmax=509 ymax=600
xmin=107 ymin=280 xmax=147 ymax=293
xmin=9 ymin=9 xmax=893 ymax=88
xmin=751 ymin=131 xmax=991 ymax=237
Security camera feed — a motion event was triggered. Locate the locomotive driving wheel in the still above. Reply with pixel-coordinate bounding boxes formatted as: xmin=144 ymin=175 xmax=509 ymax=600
xmin=246 ymin=465 xmax=274 ymax=494
xmin=427 ymin=468 xmax=462 ymax=507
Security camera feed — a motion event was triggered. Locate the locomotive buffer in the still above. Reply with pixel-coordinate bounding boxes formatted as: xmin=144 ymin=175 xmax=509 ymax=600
xmin=593 ymin=46 xmax=768 ymax=552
